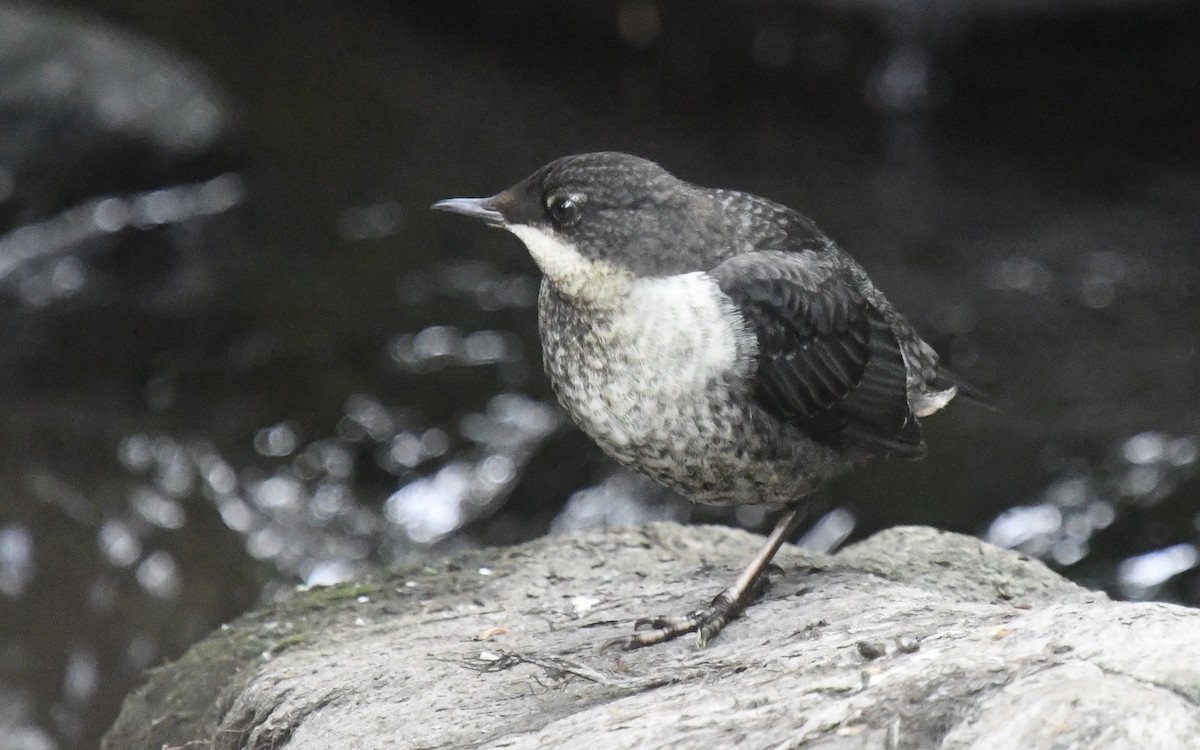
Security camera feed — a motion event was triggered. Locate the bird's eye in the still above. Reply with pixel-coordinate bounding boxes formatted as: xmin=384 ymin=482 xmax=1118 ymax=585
xmin=547 ymin=195 xmax=580 ymax=227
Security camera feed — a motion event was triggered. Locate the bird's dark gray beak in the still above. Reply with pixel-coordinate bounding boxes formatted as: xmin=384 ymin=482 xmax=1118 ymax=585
xmin=431 ymin=196 xmax=505 ymax=226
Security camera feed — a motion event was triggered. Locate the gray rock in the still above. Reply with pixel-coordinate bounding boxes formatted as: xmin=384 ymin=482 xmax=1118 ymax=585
xmin=103 ymin=524 xmax=1200 ymax=749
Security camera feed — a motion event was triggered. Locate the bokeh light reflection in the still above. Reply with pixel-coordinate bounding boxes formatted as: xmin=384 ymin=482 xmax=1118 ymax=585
xmin=988 ymin=430 xmax=1200 ymax=593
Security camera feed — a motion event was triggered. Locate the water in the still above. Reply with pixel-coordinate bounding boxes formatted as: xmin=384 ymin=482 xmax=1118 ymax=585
xmin=2 ymin=1 xmax=1198 ymax=748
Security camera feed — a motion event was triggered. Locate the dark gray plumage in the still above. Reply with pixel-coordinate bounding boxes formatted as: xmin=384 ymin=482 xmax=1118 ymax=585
xmin=434 ymin=152 xmax=976 ymax=649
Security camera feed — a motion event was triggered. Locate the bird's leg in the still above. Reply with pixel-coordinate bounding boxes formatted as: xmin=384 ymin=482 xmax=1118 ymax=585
xmin=605 ymin=506 xmax=808 ymax=650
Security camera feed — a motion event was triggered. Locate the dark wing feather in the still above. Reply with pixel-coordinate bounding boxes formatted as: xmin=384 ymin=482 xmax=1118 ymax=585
xmin=712 ymin=251 xmax=924 ymax=458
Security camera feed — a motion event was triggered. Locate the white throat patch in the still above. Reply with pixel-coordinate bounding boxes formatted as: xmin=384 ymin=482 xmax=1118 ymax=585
xmin=506 ymin=224 xmax=632 ymax=306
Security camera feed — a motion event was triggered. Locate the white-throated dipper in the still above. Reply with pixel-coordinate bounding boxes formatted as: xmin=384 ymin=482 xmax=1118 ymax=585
xmin=433 ymin=152 xmax=981 ymax=649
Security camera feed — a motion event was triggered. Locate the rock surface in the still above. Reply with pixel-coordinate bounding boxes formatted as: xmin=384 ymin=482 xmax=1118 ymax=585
xmin=103 ymin=524 xmax=1200 ymax=749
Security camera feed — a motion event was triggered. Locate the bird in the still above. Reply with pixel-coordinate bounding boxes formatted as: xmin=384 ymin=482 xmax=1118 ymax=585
xmin=433 ymin=152 xmax=982 ymax=649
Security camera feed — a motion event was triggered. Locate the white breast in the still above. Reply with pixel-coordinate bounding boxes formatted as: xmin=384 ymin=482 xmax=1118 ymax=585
xmin=618 ymin=272 xmax=755 ymax=397
xmin=509 ymin=222 xmax=758 ymax=451
xmin=555 ymin=271 xmax=758 ymax=452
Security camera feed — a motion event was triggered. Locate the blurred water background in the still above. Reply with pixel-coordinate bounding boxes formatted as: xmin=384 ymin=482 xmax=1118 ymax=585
xmin=0 ymin=1 xmax=1197 ymax=747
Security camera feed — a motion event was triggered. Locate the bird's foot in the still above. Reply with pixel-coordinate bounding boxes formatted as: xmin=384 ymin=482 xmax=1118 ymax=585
xmin=603 ymin=564 xmax=781 ymax=651
xmin=601 ymin=594 xmax=733 ymax=651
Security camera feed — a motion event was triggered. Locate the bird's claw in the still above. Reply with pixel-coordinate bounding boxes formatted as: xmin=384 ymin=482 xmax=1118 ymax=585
xmin=632 ymin=611 xmax=703 ymax=631
xmin=604 ymin=593 xmax=741 ymax=651
xmin=601 ymin=527 xmax=793 ymax=652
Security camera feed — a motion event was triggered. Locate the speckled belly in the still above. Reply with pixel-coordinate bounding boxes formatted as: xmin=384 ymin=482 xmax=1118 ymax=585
xmin=537 ymin=282 xmax=841 ymax=506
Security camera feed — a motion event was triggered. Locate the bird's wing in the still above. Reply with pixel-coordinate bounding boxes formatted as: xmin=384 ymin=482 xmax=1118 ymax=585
xmin=711 ymin=250 xmax=925 ymax=457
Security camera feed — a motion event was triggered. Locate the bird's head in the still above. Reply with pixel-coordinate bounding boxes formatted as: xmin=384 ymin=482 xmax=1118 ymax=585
xmin=434 ymin=152 xmax=725 ymax=303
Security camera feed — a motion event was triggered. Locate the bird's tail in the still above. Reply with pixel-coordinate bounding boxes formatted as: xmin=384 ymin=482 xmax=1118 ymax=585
xmin=937 ymin=368 xmax=998 ymax=412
